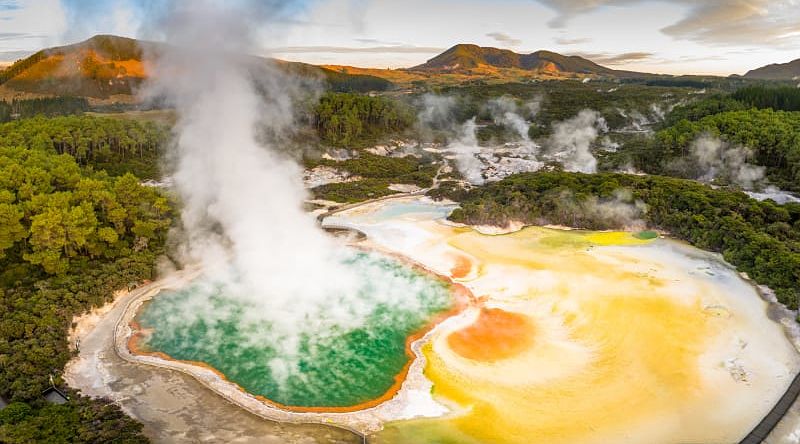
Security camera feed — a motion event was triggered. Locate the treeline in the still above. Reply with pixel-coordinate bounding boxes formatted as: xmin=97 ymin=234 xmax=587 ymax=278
xmin=0 ymin=138 xmax=169 ymax=440
xmin=0 ymin=394 xmax=147 ymax=443
xmin=0 ymin=97 xmax=90 ymax=123
xmin=662 ymin=86 xmax=800 ymax=127
xmin=624 ymin=109 xmax=800 ymax=191
xmin=443 ymin=171 xmax=800 ymax=309
xmin=314 ymin=93 xmax=414 ymax=147
xmin=733 ymin=85 xmax=800 ymax=112
xmin=660 ymin=95 xmax=746 ymax=127
xmin=323 ymin=70 xmax=393 ymax=93
xmin=0 ymin=115 xmax=169 ymax=178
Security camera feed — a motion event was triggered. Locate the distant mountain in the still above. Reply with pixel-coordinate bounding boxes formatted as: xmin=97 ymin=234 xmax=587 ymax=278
xmin=410 ymin=44 xmax=649 ymax=78
xmin=0 ymin=35 xmax=152 ymax=99
xmin=744 ymin=58 xmax=800 ymax=80
xmin=0 ymin=35 xmax=391 ymax=100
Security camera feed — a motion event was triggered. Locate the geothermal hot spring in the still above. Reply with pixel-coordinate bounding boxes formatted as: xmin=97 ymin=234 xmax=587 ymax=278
xmin=129 ymin=197 xmax=800 ymax=444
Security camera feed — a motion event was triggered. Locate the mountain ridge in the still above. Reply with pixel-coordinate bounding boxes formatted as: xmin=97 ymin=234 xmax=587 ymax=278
xmin=409 ymin=44 xmax=650 ymax=78
xmin=0 ymin=35 xmax=392 ymax=100
xmin=744 ymin=58 xmax=800 ymax=80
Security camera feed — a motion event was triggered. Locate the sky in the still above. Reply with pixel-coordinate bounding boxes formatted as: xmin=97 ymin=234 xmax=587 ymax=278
xmin=0 ymin=0 xmax=799 ymax=75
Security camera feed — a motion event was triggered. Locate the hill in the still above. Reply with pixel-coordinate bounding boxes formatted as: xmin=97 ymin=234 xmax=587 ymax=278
xmin=410 ymin=44 xmax=649 ymax=78
xmin=744 ymin=58 xmax=800 ymax=80
xmin=0 ymin=35 xmax=392 ymax=101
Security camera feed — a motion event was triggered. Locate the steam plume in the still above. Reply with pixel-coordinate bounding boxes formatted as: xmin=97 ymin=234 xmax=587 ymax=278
xmin=450 ymin=118 xmax=486 ymax=185
xmin=545 ymin=109 xmax=602 ymax=173
xmin=690 ymin=134 xmax=765 ymax=190
xmin=486 ymin=95 xmax=539 ymax=141
xmin=142 ymin=1 xmax=419 ymax=383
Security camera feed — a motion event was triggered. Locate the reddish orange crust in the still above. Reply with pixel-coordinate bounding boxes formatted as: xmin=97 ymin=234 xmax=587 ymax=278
xmin=447 ymin=308 xmax=534 ymax=362
xmin=127 ymin=256 xmax=476 ymax=414
xmin=449 ymin=254 xmax=473 ymax=279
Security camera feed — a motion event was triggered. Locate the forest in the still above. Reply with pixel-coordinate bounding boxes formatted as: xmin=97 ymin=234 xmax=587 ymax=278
xmin=609 ymin=101 xmax=800 ymax=192
xmin=313 ymin=92 xmax=415 ymax=148
xmin=733 ymin=85 xmax=800 ymax=112
xmin=0 ymin=116 xmax=169 ymax=179
xmin=0 ymin=121 xmax=170 ymax=442
xmin=0 ymin=97 xmax=90 ymax=123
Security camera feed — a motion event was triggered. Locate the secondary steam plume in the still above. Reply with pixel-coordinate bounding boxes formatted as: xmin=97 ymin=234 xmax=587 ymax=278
xmin=486 ymin=95 xmax=541 ymax=142
xmin=545 ymin=109 xmax=603 ymax=173
xmin=450 ymin=118 xmax=486 ymax=185
xmin=690 ymin=134 xmax=765 ymax=189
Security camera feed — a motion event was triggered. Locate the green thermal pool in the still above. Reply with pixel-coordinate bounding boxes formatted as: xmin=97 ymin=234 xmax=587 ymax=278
xmin=135 ymin=251 xmax=452 ymax=408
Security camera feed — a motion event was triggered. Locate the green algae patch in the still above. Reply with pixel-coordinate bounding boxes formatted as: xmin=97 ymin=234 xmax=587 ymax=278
xmin=634 ymin=230 xmax=659 ymax=240
xmin=135 ymin=252 xmax=453 ymax=409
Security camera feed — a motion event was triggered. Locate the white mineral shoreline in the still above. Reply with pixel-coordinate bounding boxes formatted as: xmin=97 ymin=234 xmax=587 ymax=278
xmin=112 ymin=279 xmax=453 ymax=434
xmin=100 ymin=240 xmax=470 ymax=435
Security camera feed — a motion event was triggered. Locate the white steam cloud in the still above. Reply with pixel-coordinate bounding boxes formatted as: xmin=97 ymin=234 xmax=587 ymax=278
xmin=690 ymin=134 xmax=765 ymax=190
xmin=549 ymin=188 xmax=647 ymax=230
xmin=143 ymin=1 xmax=421 ymax=384
xmin=486 ymin=95 xmax=541 ymax=142
xmin=417 ymin=94 xmax=458 ymax=133
xmin=545 ymin=109 xmax=603 ymax=173
xmin=450 ymin=118 xmax=486 ymax=185
xmin=418 ymin=95 xmax=606 ymax=181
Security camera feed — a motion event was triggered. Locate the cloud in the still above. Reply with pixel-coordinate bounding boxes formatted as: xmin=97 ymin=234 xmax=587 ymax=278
xmin=354 ymin=37 xmax=404 ymax=45
xmin=537 ymin=0 xmax=800 ymax=46
xmin=572 ymin=51 xmax=654 ymax=65
xmin=660 ymin=1 xmax=800 ymax=46
xmin=0 ymin=32 xmax=41 ymax=40
xmin=0 ymin=1 xmax=21 ymax=11
xmin=269 ymin=45 xmax=445 ymax=54
xmin=0 ymin=49 xmax=33 ymax=61
xmin=486 ymin=31 xmax=522 ymax=46
xmin=554 ymin=36 xmax=592 ymax=45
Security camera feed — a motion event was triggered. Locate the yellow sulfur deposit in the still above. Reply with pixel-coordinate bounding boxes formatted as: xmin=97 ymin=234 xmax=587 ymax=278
xmin=327 ymin=199 xmax=799 ymax=444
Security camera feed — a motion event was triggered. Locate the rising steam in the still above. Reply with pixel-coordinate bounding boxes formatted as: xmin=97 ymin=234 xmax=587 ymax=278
xmin=143 ymin=1 xmax=422 ymax=384
xmin=689 ymin=133 xmax=765 ymax=190
xmin=544 ymin=109 xmax=604 ymax=173
xmin=449 ymin=118 xmax=486 ymax=185
xmin=417 ymin=94 xmax=605 ymax=181
xmin=486 ymin=95 xmax=541 ymax=142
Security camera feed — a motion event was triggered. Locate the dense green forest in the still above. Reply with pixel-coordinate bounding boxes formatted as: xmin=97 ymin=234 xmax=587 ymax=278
xmin=0 ymin=97 xmax=90 ymax=123
xmin=0 ymin=394 xmax=147 ymax=443
xmin=0 ymin=116 xmax=169 ymax=178
xmin=0 ymin=121 xmax=170 ymax=441
xmin=441 ymin=171 xmax=800 ymax=309
xmin=615 ymin=108 xmax=800 ymax=191
xmin=659 ymin=95 xmax=747 ymax=127
xmin=313 ymin=93 xmax=414 ymax=147
xmin=733 ymin=85 xmax=800 ymax=112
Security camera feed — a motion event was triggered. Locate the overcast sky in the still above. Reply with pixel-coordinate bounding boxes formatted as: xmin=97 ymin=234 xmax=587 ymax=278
xmin=1 ymin=0 xmax=799 ymax=75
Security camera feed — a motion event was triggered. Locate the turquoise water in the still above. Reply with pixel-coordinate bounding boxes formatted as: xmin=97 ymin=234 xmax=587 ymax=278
xmin=370 ymin=202 xmax=457 ymax=221
xmin=137 ymin=252 xmax=452 ymax=408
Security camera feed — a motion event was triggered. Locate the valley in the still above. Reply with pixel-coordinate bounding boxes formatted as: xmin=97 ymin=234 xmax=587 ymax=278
xmin=2 ymin=4 xmax=800 ymax=443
